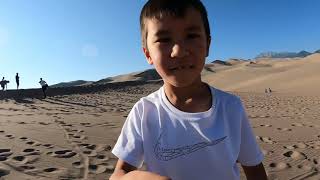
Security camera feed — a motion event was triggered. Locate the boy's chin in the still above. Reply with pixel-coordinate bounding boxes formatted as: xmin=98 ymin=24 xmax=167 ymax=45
xmin=164 ymin=77 xmax=202 ymax=88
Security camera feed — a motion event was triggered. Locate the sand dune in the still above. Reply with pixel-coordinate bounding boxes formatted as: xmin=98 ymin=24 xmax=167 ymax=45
xmin=203 ymin=53 xmax=320 ymax=94
xmin=0 ymin=54 xmax=320 ymax=179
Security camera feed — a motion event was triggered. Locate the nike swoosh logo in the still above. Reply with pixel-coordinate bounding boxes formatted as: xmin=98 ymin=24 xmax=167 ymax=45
xmin=154 ymin=133 xmax=227 ymax=161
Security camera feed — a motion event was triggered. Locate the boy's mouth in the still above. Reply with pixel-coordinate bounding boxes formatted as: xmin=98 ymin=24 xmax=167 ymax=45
xmin=169 ymin=65 xmax=195 ymax=71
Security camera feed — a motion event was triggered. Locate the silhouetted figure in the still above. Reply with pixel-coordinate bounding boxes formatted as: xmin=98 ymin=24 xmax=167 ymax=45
xmin=0 ymin=77 xmax=9 ymax=91
xmin=39 ymin=78 xmax=48 ymax=98
xmin=269 ymin=88 xmax=272 ymax=93
xmin=16 ymin=73 xmax=20 ymax=90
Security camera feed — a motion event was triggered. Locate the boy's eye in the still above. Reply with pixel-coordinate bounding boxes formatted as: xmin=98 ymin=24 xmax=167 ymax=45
xmin=187 ymin=33 xmax=200 ymax=39
xmin=155 ymin=37 xmax=171 ymax=43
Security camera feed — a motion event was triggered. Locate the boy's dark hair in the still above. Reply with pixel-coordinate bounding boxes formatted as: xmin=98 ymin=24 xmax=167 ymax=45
xmin=140 ymin=0 xmax=211 ymax=49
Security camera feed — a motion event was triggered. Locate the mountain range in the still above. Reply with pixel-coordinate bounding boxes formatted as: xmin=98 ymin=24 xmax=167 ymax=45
xmin=255 ymin=49 xmax=320 ymax=59
xmin=51 ymin=50 xmax=320 ymax=89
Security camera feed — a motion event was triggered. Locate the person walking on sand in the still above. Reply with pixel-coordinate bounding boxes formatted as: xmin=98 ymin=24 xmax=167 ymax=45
xmin=0 ymin=77 xmax=9 ymax=91
xmin=39 ymin=78 xmax=48 ymax=98
xmin=15 ymin=73 xmax=20 ymax=90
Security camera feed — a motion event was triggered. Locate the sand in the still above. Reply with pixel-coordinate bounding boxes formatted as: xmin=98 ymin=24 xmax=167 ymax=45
xmin=0 ymin=54 xmax=320 ymax=179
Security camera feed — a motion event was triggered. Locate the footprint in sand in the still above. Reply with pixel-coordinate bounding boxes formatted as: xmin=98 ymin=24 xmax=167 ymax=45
xmin=43 ymin=167 xmax=60 ymax=173
xmin=269 ymin=162 xmax=291 ymax=170
xmin=71 ymin=134 xmax=86 ymax=140
xmin=312 ymin=158 xmax=320 ymax=165
xmin=55 ymin=120 xmax=66 ymax=125
xmin=19 ymin=165 xmax=36 ymax=171
xmin=276 ymin=127 xmax=292 ymax=131
xmin=0 ymin=156 xmax=7 ymax=161
xmin=11 ymin=155 xmax=39 ymax=164
xmin=19 ymin=137 xmax=28 ymax=141
xmin=0 ymin=149 xmax=13 ymax=161
xmin=82 ymin=150 xmax=97 ymax=157
xmin=23 ymin=148 xmax=36 ymax=153
xmin=297 ymin=164 xmax=314 ymax=171
xmin=96 ymin=154 xmax=109 ymax=161
xmin=256 ymin=136 xmax=275 ymax=144
xmin=291 ymin=123 xmax=304 ymax=127
xmin=284 ymin=142 xmax=308 ymax=150
xmin=47 ymin=150 xmax=77 ymax=158
xmin=38 ymin=122 xmax=50 ymax=125
xmin=310 ymin=145 xmax=320 ymax=150
xmin=0 ymin=167 xmax=10 ymax=177
xmin=88 ymin=164 xmax=114 ymax=174
xmin=12 ymin=155 xmax=26 ymax=162
xmin=291 ymin=123 xmax=314 ymax=128
xmin=260 ymin=124 xmax=272 ymax=127
xmin=5 ymin=134 xmax=15 ymax=139
xmin=61 ymin=124 xmax=73 ymax=127
xmin=42 ymin=144 xmax=54 ymax=149
xmin=105 ymin=145 xmax=112 ymax=151
xmin=85 ymin=144 xmax=96 ymax=150
xmin=72 ymin=161 xmax=84 ymax=168
xmin=68 ymin=129 xmax=84 ymax=133
xmin=79 ymin=143 xmax=97 ymax=150
xmin=25 ymin=140 xmax=36 ymax=145
xmin=283 ymin=151 xmax=307 ymax=160
xmin=80 ymin=122 xmax=91 ymax=127
xmin=21 ymin=148 xmax=41 ymax=156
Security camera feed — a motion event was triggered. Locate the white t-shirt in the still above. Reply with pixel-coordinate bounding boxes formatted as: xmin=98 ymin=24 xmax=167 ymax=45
xmin=112 ymin=86 xmax=263 ymax=180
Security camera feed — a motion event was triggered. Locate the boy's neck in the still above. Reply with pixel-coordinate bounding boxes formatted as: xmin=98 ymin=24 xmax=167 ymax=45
xmin=163 ymin=79 xmax=212 ymax=113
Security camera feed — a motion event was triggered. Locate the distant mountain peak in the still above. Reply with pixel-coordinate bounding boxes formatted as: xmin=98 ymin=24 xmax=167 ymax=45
xmin=211 ymin=60 xmax=232 ymax=66
xmin=255 ymin=50 xmax=313 ymax=59
xmin=51 ymin=80 xmax=93 ymax=88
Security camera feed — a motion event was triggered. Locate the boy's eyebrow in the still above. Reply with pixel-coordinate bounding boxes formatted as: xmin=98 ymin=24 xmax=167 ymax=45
xmin=152 ymin=25 xmax=203 ymax=37
xmin=185 ymin=25 xmax=202 ymax=32
xmin=154 ymin=30 xmax=170 ymax=37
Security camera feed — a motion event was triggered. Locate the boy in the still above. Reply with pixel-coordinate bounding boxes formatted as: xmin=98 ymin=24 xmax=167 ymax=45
xmin=111 ymin=0 xmax=267 ymax=179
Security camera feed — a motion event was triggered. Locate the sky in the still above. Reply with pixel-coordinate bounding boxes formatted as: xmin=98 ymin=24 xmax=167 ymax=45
xmin=0 ymin=0 xmax=319 ymax=89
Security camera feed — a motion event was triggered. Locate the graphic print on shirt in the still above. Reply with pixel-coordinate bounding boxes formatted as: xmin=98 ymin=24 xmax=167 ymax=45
xmin=154 ymin=131 xmax=227 ymax=161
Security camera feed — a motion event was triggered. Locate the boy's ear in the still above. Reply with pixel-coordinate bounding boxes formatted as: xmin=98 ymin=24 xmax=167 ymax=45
xmin=206 ymin=36 xmax=211 ymax=57
xmin=143 ymin=47 xmax=153 ymax=65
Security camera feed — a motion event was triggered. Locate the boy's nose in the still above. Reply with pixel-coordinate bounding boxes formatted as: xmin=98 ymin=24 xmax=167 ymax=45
xmin=170 ymin=43 xmax=189 ymax=59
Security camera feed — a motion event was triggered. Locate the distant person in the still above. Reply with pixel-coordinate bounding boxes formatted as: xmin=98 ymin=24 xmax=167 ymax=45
xmin=269 ymin=88 xmax=272 ymax=93
xmin=0 ymin=77 xmax=9 ymax=91
xmin=110 ymin=0 xmax=267 ymax=180
xmin=39 ymin=78 xmax=48 ymax=98
xmin=16 ymin=73 xmax=20 ymax=90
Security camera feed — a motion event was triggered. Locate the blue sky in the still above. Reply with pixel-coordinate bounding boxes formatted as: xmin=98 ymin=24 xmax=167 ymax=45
xmin=0 ymin=0 xmax=319 ymax=89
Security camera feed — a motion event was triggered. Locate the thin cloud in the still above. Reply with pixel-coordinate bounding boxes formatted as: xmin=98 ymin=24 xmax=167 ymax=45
xmin=81 ymin=44 xmax=99 ymax=58
xmin=0 ymin=27 xmax=9 ymax=48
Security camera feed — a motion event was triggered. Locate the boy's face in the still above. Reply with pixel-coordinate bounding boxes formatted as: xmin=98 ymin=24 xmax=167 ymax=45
xmin=143 ymin=8 xmax=210 ymax=87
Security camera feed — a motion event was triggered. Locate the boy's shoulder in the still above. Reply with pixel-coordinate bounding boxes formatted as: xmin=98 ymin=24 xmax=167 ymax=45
xmin=134 ymin=87 xmax=162 ymax=106
xmin=213 ymin=87 xmax=241 ymax=103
